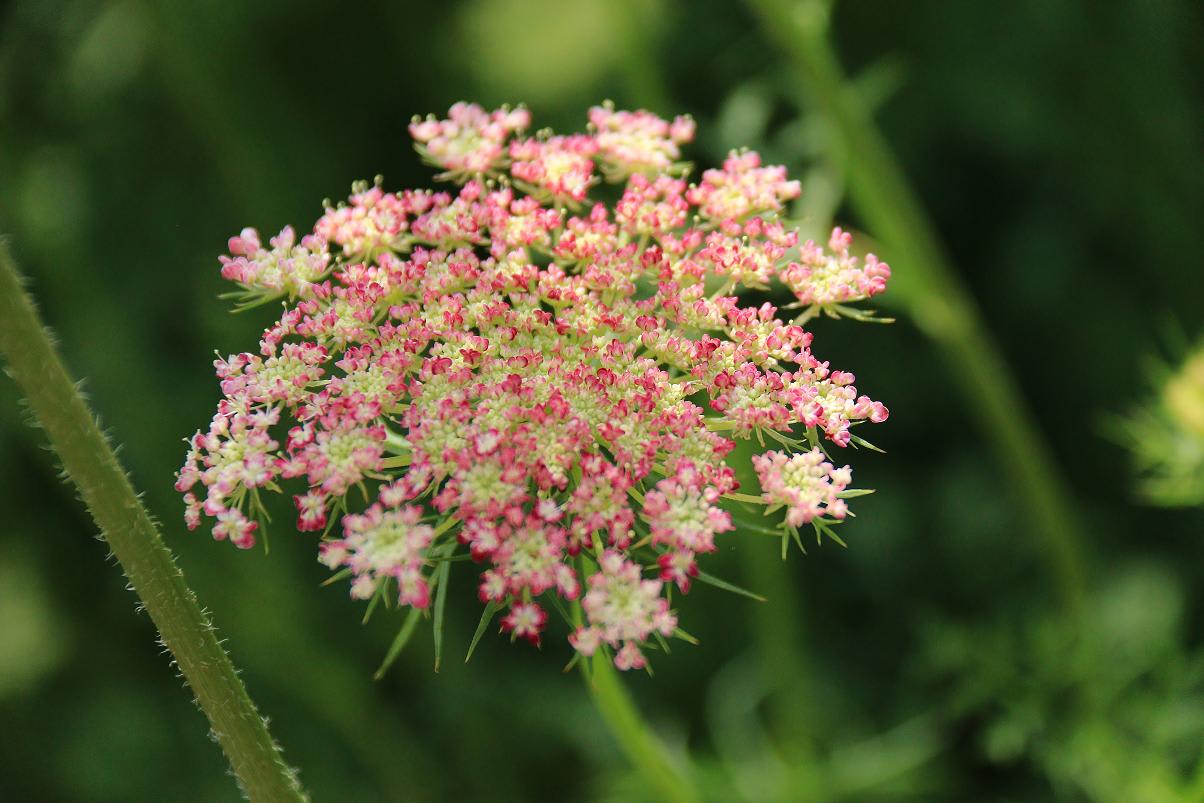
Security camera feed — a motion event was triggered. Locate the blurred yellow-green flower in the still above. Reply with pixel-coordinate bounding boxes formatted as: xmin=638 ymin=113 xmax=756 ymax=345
xmin=1119 ymin=341 xmax=1204 ymax=507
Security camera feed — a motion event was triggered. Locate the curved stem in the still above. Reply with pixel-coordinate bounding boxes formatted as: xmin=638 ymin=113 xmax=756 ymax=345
xmin=0 ymin=242 xmax=307 ymax=802
xmin=745 ymin=0 xmax=1088 ymax=612
xmin=582 ymin=654 xmax=701 ymax=803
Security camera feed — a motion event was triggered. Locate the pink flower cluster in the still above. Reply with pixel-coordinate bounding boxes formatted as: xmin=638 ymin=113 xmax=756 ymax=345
xmin=688 ymin=150 xmax=801 ymax=221
xmin=220 ymin=226 xmax=330 ymax=300
xmin=782 ymin=226 xmax=892 ymax=315
xmin=589 ymin=102 xmax=695 ymax=178
xmin=178 ymin=103 xmax=890 ymax=671
xmin=509 ymin=135 xmax=598 ymax=203
xmin=752 ymin=448 xmax=853 ymax=527
xmin=410 ymin=102 xmax=531 ymax=178
xmin=320 ymin=504 xmax=435 ymax=605
xmin=570 ymin=551 xmax=678 ymax=671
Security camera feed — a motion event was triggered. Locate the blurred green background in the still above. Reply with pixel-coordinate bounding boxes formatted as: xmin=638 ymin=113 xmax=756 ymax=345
xmin=1 ymin=0 xmax=1202 ymax=800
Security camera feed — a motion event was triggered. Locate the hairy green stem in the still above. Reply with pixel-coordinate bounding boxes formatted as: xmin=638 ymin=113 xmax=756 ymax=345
xmin=746 ymin=0 xmax=1088 ymax=611
xmin=0 ymin=242 xmax=307 ymax=802
xmin=583 ymin=654 xmax=701 ymax=803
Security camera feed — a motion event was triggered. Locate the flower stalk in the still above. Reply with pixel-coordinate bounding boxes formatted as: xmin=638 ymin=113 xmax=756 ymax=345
xmin=728 ymin=438 xmax=820 ymax=783
xmin=746 ymin=0 xmax=1088 ymax=611
xmin=0 ymin=242 xmax=307 ymax=802
xmin=583 ymin=654 xmax=701 ymax=803
xmin=572 ymin=554 xmax=700 ymax=803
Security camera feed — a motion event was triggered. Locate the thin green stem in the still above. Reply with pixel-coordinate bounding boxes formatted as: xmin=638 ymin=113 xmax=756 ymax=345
xmin=582 ymin=654 xmax=701 ymax=803
xmin=746 ymin=0 xmax=1088 ymax=611
xmin=728 ymin=440 xmax=822 ymax=798
xmin=573 ymin=558 xmax=699 ymax=803
xmin=602 ymin=18 xmax=825 ymax=792
xmin=0 ymin=242 xmax=307 ymax=802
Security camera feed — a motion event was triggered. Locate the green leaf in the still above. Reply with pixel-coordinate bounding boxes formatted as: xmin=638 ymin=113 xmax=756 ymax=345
xmin=320 ymin=567 xmax=353 ymax=587
xmin=722 ymin=491 xmax=766 ymax=505
xmin=547 ymin=595 xmax=575 ymax=627
xmin=696 ymin=570 xmax=768 ymax=603
xmin=428 ymin=552 xmax=474 ymax=563
xmin=830 ymin=303 xmax=895 ymax=324
xmin=465 ymin=601 xmax=500 ymax=664
xmin=838 ymin=488 xmax=876 ymax=499
xmin=432 ymin=560 xmax=451 ymax=672
xmin=850 ymin=434 xmax=886 ymax=453
xmin=764 ymin=428 xmax=806 ymax=450
xmin=732 ymin=517 xmax=784 ymax=537
xmin=673 ymin=627 xmax=700 ymax=645
xmin=814 ymin=519 xmax=848 ymax=547
xmin=362 ymin=579 xmax=387 ymax=625
xmin=373 ymin=607 xmax=423 ymax=681
xmin=791 ymin=526 xmax=808 ymax=555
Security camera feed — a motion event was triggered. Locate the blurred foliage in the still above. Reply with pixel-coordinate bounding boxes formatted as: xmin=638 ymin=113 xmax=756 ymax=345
xmin=1 ymin=0 xmax=1202 ymax=800
xmin=920 ymin=566 xmax=1204 ymax=801
xmin=1114 ymin=339 xmax=1204 ymax=507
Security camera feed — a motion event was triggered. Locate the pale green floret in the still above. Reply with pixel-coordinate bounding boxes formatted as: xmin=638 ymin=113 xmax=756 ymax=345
xmin=672 ymin=430 xmax=720 ymax=466
xmin=658 ymin=495 xmax=711 ymax=532
xmin=563 ymin=385 xmax=610 ymax=429
xmin=360 ymin=521 xmax=423 ymax=572
xmin=322 ymin=298 xmax=370 ymax=346
xmin=414 ymin=414 xmax=469 ymax=475
xmin=461 ymin=462 xmax=512 ymax=508
xmin=258 ymin=358 xmax=317 ymax=396
xmin=529 ymin=425 xmax=575 ymax=485
xmin=324 ymin=429 xmax=375 ymax=464
xmin=727 ymin=385 xmax=777 ymax=412
xmin=503 ymin=526 xmax=559 ymax=578
xmin=340 ymin=366 xmax=393 ymax=401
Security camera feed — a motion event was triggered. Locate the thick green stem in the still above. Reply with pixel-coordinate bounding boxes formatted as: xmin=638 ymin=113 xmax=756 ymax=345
xmin=0 ymin=243 xmax=307 ymax=802
xmin=746 ymin=0 xmax=1088 ymax=611
xmin=583 ymin=654 xmax=701 ymax=803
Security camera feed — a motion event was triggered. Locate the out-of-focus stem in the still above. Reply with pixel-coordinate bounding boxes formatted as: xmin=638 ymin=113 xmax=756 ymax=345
xmin=746 ymin=0 xmax=1088 ymax=611
xmin=1190 ymin=746 xmax=1204 ymax=801
xmin=729 ymin=439 xmax=821 ymax=789
xmin=574 ymin=559 xmax=700 ymax=803
xmin=0 ymin=243 xmax=307 ymax=802
xmin=584 ymin=654 xmax=701 ymax=803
